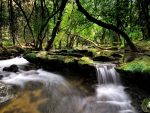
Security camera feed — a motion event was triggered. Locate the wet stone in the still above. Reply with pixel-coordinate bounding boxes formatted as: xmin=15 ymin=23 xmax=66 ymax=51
xmin=3 ymin=64 xmax=19 ymax=72
xmin=0 ymin=75 xmax=3 ymax=79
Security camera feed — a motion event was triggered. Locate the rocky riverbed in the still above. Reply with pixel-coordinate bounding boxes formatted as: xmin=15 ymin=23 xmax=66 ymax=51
xmin=0 ymin=48 xmax=150 ymax=113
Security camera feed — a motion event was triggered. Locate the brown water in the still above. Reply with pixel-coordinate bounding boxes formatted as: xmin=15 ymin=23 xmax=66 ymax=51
xmin=0 ymin=88 xmax=44 ymax=113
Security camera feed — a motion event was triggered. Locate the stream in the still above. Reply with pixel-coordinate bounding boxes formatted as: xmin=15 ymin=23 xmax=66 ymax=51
xmin=0 ymin=57 xmax=137 ymax=113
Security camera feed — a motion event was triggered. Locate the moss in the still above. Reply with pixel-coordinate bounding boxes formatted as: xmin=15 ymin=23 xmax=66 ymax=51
xmin=121 ymin=62 xmax=145 ymax=73
xmin=23 ymin=53 xmax=38 ymax=63
xmin=67 ymin=49 xmax=74 ymax=53
xmin=36 ymin=51 xmax=47 ymax=58
xmin=47 ymin=55 xmax=78 ymax=63
xmin=117 ymin=56 xmax=150 ymax=75
xmin=24 ymin=51 xmax=96 ymax=72
xmin=47 ymin=55 xmax=64 ymax=60
xmin=25 ymin=53 xmax=36 ymax=58
xmin=88 ymin=48 xmax=98 ymax=57
xmin=78 ymin=57 xmax=93 ymax=65
xmin=135 ymin=40 xmax=150 ymax=51
xmin=141 ymin=98 xmax=150 ymax=112
xmin=63 ymin=56 xmax=78 ymax=63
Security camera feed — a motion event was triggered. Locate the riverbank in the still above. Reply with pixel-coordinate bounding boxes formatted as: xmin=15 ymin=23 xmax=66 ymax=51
xmin=23 ymin=50 xmax=150 ymax=113
xmin=0 ymin=46 xmax=150 ymax=112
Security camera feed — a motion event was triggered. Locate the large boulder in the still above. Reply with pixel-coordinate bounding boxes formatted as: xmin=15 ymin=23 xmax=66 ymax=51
xmin=141 ymin=98 xmax=150 ymax=113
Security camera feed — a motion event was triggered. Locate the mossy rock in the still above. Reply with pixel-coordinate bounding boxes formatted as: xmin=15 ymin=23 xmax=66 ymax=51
xmin=24 ymin=53 xmax=36 ymax=59
xmin=46 ymin=55 xmax=78 ymax=63
xmin=116 ymin=56 xmax=150 ymax=76
xmin=24 ymin=51 xmax=95 ymax=72
xmin=141 ymin=98 xmax=150 ymax=112
xmin=24 ymin=52 xmax=37 ymax=63
xmin=78 ymin=57 xmax=93 ymax=65
xmin=78 ymin=57 xmax=94 ymax=70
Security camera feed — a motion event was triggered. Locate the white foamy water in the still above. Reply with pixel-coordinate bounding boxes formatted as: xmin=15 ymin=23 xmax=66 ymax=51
xmin=0 ymin=57 xmax=29 ymax=67
xmin=95 ymin=64 xmax=137 ymax=113
xmin=0 ymin=57 xmax=67 ymax=87
xmin=0 ymin=58 xmax=137 ymax=113
xmin=1 ymin=69 xmax=67 ymax=88
xmin=95 ymin=64 xmax=120 ymax=84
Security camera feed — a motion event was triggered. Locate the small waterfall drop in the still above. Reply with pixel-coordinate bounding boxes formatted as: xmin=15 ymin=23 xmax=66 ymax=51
xmin=95 ymin=63 xmax=137 ymax=113
xmin=95 ymin=64 xmax=120 ymax=85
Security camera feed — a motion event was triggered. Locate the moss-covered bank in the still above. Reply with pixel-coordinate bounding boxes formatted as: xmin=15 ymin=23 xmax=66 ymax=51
xmin=116 ymin=56 xmax=150 ymax=113
xmin=24 ymin=50 xmax=150 ymax=113
xmin=24 ymin=51 xmax=150 ymax=87
xmin=116 ymin=56 xmax=150 ymax=91
xmin=24 ymin=51 xmax=96 ymax=79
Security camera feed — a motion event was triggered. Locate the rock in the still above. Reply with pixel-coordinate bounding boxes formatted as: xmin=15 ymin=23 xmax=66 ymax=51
xmin=141 ymin=98 xmax=150 ymax=112
xmin=59 ymin=53 xmax=82 ymax=57
xmin=86 ymin=51 xmax=94 ymax=57
xmin=0 ymin=75 xmax=3 ymax=79
xmin=61 ymin=50 xmax=67 ymax=53
xmin=93 ymin=56 xmax=112 ymax=62
xmin=111 ymin=53 xmax=122 ymax=59
xmin=3 ymin=64 xmax=19 ymax=72
xmin=73 ymin=50 xmax=88 ymax=53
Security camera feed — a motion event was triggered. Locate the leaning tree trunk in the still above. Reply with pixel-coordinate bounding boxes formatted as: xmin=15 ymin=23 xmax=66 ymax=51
xmin=45 ymin=13 xmax=62 ymax=51
xmin=75 ymin=0 xmax=138 ymax=52
xmin=45 ymin=0 xmax=68 ymax=51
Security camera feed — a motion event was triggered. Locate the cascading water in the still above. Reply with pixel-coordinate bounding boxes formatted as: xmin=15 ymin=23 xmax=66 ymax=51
xmin=95 ymin=64 xmax=120 ymax=85
xmin=0 ymin=57 xmax=137 ymax=113
xmin=95 ymin=64 xmax=137 ymax=113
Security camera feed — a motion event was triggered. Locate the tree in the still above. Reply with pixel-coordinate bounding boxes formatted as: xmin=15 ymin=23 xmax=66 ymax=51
xmin=45 ymin=0 xmax=68 ymax=51
xmin=75 ymin=0 xmax=138 ymax=52
xmin=136 ymin=0 xmax=150 ymax=40
xmin=13 ymin=0 xmax=62 ymax=50
xmin=8 ymin=0 xmax=19 ymax=45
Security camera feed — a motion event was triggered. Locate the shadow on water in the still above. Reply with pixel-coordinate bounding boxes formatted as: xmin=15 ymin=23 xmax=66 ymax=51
xmin=0 ymin=57 xmax=137 ymax=113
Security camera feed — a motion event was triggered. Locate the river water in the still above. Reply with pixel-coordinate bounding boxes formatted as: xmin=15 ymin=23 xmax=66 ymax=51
xmin=0 ymin=57 xmax=137 ymax=113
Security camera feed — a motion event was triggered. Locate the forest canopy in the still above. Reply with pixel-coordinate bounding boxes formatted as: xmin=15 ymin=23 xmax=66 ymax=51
xmin=0 ymin=0 xmax=149 ymax=51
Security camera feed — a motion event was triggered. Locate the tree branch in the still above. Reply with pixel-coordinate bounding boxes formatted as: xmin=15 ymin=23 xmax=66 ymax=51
xmin=75 ymin=0 xmax=138 ymax=51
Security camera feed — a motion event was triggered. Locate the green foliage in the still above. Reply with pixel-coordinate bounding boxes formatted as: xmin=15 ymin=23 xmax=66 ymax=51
xmin=2 ymin=41 xmax=13 ymax=46
xmin=141 ymin=98 xmax=150 ymax=112
xmin=25 ymin=53 xmax=36 ymax=58
xmin=117 ymin=56 xmax=150 ymax=75
xmin=1 ymin=0 xmax=150 ymax=49
xmin=64 ymin=56 xmax=78 ymax=63
xmin=123 ymin=62 xmax=146 ymax=73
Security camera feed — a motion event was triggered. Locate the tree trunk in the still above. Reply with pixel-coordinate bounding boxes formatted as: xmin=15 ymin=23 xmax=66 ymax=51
xmin=58 ymin=39 xmax=62 ymax=49
xmin=75 ymin=0 xmax=138 ymax=52
xmin=45 ymin=0 xmax=68 ymax=51
xmin=0 ymin=0 xmax=2 ymax=40
xmin=45 ymin=14 xmax=62 ymax=51
xmin=100 ymin=28 xmax=106 ymax=44
xmin=68 ymin=35 xmax=75 ymax=48
xmin=9 ymin=0 xmax=16 ymax=45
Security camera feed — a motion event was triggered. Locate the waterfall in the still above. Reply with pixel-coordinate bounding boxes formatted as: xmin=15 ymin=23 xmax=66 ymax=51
xmin=94 ymin=63 xmax=137 ymax=113
xmin=0 ymin=57 xmax=137 ymax=113
xmin=95 ymin=64 xmax=120 ymax=85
